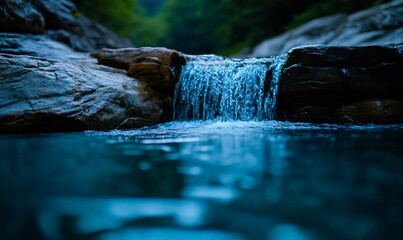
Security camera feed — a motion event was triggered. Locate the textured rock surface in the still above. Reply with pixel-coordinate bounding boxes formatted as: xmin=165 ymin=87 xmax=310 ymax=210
xmin=277 ymin=44 xmax=403 ymax=124
xmin=0 ymin=0 xmax=45 ymax=34
xmin=334 ymin=99 xmax=403 ymax=124
xmin=0 ymin=53 xmax=169 ymax=133
xmin=32 ymin=0 xmax=78 ymax=30
xmin=0 ymin=0 xmax=179 ymax=134
xmin=46 ymin=16 xmax=132 ymax=52
xmin=248 ymin=0 xmax=403 ymax=57
xmin=93 ymin=48 xmax=186 ymax=93
xmin=0 ymin=33 xmax=88 ymax=60
xmin=0 ymin=0 xmax=132 ymax=52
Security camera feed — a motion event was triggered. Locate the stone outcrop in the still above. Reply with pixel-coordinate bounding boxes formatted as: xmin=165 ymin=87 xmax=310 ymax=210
xmin=31 ymin=0 xmax=78 ymax=30
xmin=0 ymin=51 xmax=170 ymax=133
xmin=0 ymin=0 xmax=132 ymax=52
xmin=0 ymin=33 xmax=88 ymax=60
xmin=277 ymin=43 xmax=403 ymax=124
xmin=0 ymin=0 xmax=45 ymax=34
xmin=0 ymin=0 xmax=178 ymax=134
xmin=93 ymin=48 xmax=187 ymax=94
xmin=247 ymin=0 xmax=403 ymax=57
xmin=334 ymin=99 xmax=403 ymax=124
xmin=46 ymin=16 xmax=132 ymax=52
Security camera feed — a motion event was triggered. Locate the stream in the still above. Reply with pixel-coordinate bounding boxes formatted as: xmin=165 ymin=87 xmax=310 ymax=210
xmin=1 ymin=121 xmax=403 ymax=240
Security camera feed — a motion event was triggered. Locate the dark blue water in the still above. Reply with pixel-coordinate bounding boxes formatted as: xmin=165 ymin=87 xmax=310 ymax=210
xmin=1 ymin=121 xmax=403 ymax=240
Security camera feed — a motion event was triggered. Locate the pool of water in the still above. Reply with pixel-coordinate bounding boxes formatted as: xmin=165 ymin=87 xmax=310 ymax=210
xmin=1 ymin=121 xmax=403 ymax=240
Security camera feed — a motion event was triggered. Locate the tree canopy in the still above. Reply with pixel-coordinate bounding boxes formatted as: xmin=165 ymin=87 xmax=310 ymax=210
xmin=74 ymin=0 xmax=390 ymax=55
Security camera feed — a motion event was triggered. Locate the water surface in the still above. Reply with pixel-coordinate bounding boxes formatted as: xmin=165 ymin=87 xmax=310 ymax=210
xmin=1 ymin=121 xmax=403 ymax=240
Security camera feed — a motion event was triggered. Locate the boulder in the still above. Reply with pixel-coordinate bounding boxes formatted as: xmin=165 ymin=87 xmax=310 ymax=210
xmin=93 ymin=48 xmax=186 ymax=94
xmin=247 ymin=0 xmax=403 ymax=57
xmin=0 ymin=0 xmax=132 ymax=52
xmin=341 ymin=63 xmax=403 ymax=101
xmin=328 ymin=0 xmax=403 ymax=46
xmin=333 ymin=99 xmax=403 ymax=124
xmin=0 ymin=33 xmax=88 ymax=60
xmin=46 ymin=16 xmax=133 ymax=52
xmin=277 ymin=105 xmax=331 ymax=123
xmin=249 ymin=14 xmax=348 ymax=57
xmin=0 ymin=53 xmax=169 ymax=134
xmin=128 ymin=62 xmax=173 ymax=91
xmin=281 ymin=64 xmax=343 ymax=106
xmin=278 ymin=44 xmax=403 ymax=124
xmin=0 ymin=0 xmax=45 ymax=34
xmin=0 ymin=0 xmax=178 ymax=134
xmin=32 ymin=0 xmax=132 ymax=52
xmin=32 ymin=0 xmax=78 ymax=31
xmin=284 ymin=45 xmax=400 ymax=68
xmin=93 ymin=47 xmax=186 ymax=69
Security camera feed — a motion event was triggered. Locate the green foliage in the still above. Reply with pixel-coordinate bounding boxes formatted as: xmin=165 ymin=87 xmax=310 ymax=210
xmin=137 ymin=0 xmax=166 ymax=16
xmin=215 ymin=0 xmax=317 ymax=53
xmin=73 ymin=0 xmax=167 ymax=47
xmin=159 ymin=0 xmax=221 ymax=54
xmin=73 ymin=0 xmax=138 ymax=37
xmin=73 ymin=0 xmax=391 ymax=55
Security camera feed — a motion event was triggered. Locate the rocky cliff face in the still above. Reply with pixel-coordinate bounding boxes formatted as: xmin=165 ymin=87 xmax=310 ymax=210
xmin=0 ymin=0 xmax=185 ymax=134
xmin=247 ymin=0 xmax=403 ymax=57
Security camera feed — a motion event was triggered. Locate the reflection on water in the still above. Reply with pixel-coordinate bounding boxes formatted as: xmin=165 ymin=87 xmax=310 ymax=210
xmin=0 ymin=121 xmax=403 ymax=240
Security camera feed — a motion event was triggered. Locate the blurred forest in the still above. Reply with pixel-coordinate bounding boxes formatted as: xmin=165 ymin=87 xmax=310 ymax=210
xmin=72 ymin=0 xmax=390 ymax=55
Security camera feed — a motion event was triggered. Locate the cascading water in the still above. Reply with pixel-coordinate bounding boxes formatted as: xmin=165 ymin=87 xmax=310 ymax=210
xmin=173 ymin=55 xmax=286 ymax=121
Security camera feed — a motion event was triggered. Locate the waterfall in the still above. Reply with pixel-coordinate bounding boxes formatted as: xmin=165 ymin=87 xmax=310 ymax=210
xmin=173 ymin=55 xmax=286 ymax=121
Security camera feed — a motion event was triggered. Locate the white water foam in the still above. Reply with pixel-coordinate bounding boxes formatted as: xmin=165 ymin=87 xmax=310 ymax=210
xmin=173 ymin=55 xmax=286 ymax=121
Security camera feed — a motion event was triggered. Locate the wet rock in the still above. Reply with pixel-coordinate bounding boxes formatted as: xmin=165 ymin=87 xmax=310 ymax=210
xmin=333 ymin=99 xmax=403 ymax=124
xmin=282 ymin=45 xmax=403 ymax=101
xmin=278 ymin=44 xmax=403 ymax=124
xmin=282 ymin=64 xmax=343 ymax=106
xmin=0 ymin=0 xmax=44 ymax=34
xmin=285 ymin=45 xmax=400 ymax=68
xmin=341 ymin=63 xmax=403 ymax=101
xmin=93 ymin=47 xmax=186 ymax=94
xmin=247 ymin=1 xmax=403 ymax=57
xmin=279 ymin=105 xmax=331 ymax=123
xmin=0 ymin=53 xmax=169 ymax=134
